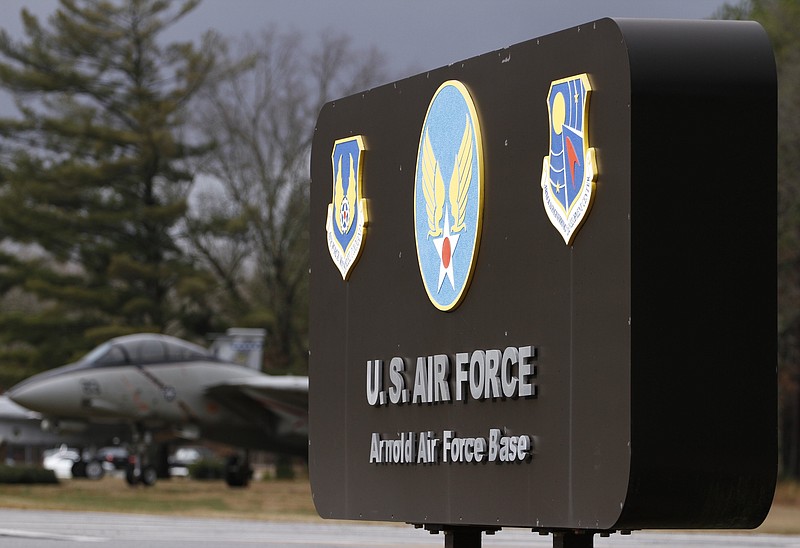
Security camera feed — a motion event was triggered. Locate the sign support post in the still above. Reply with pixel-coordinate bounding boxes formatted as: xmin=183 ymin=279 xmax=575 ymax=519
xmin=439 ymin=529 xmax=595 ymax=547
xmin=442 ymin=527 xmax=482 ymax=548
xmin=553 ymin=532 xmax=594 ymax=548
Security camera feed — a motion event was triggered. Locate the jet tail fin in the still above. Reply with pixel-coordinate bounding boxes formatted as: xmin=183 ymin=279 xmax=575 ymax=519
xmin=209 ymin=328 xmax=266 ymax=370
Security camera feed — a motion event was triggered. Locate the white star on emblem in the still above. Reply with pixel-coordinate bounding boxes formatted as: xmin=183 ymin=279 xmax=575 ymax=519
xmin=433 ymin=206 xmax=460 ymax=292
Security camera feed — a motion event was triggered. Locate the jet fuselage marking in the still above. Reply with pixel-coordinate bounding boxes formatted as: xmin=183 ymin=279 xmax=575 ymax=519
xmin=132 ymin=363 xmax=199 ymax=423
xmin=81 ymin=379 xmax=100 ymax=396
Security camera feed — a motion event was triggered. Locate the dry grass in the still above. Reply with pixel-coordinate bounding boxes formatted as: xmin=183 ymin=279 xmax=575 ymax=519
xmin=0 ymin=476 xmax=798 ymax=535
xmin=0 ymin=474 xmax=321 ymax=522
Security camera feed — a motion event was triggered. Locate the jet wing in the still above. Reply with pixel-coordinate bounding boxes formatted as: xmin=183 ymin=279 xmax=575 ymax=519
xmin=204 ymin=375 xmax=309 ymax=427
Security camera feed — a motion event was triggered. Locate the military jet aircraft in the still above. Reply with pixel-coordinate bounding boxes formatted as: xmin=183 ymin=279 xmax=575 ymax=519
xmin=6 ymin=330 xmax=308 ymax=487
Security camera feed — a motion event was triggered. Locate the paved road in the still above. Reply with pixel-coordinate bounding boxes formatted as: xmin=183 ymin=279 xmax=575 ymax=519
xmin=0 ymin=509 xmax=798 ymax=547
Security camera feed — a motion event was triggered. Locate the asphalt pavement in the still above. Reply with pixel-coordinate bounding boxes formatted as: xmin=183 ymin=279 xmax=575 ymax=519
xmin=0 ymin=509 xmax=798 ymax=547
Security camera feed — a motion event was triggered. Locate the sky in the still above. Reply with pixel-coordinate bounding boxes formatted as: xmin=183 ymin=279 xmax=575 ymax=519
xmin=1 ymin=0 xmax=731 ymax=82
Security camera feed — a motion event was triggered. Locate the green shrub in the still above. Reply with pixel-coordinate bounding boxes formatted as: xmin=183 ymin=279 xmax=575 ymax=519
xmin=274 ymin=456 xmax=295 ymax=480
xmin=188 ymin=459 xmax=225 ymax=480
xmin=0 ymin=465 xmax=58 ymax=484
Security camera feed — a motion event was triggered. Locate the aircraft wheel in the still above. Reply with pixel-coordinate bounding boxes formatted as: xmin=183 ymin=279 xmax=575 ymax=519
xmin=225 ymin=471 xmax=249 ymax=487
xmin=141 ymin=466 xmax=158 ymax=487
xmin=71 ymin=461 xmax=87 ymax=478
xmin=125 ymin=465 xmax=139 ymax=486
xmin=224 ymin=455 xmax=251 ymax=488
xmin=84 ymin=460 xmax=105 ymax=481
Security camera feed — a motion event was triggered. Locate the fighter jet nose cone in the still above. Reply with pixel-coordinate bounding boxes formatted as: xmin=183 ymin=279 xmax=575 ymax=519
xmin=6 ymin=368 xmax=71 ymax=415
xmin=6 ymin=381 xmax=44 ymax=411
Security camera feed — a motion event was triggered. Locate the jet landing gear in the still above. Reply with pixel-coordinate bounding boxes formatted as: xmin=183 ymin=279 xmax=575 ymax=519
xmin=125 ymin=460 xmax=158 ymax=486
xmin=125 ymin=425 xmax=158 ymax=487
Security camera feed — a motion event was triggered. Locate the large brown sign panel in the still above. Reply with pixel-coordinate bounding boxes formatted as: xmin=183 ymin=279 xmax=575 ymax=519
xmin=309 ymin=18 xmax=776 ymax=532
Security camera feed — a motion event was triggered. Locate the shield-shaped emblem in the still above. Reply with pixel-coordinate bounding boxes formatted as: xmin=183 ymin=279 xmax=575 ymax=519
xmin=540 ymin=74 xmax=597 ymax=245
xmin=414 ymin=80 xmax=484 ymax=311
xmin=326 ymin=135 xmax=367 ymax=280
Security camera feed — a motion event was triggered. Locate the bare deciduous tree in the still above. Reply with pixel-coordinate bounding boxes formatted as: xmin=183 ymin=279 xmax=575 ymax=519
xmin=186 ymin=30 xmax=387 ymax=373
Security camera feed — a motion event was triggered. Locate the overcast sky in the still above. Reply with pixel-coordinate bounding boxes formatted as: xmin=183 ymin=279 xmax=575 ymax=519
xmin=2 ymin=0 xmax=731 ymax=81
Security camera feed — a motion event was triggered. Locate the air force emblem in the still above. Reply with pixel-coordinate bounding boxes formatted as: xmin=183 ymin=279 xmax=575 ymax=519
xmin=541 ymin=74 xmax=597 ymax=245
xmin=326 ymin=136 xmax=367 ymax=280
xmin=414 ymin=81 xmax=483 ymax=311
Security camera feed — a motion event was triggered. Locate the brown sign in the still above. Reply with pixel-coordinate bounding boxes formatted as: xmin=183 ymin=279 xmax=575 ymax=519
xmin=309 ymin=17 xmax=776 ymax=533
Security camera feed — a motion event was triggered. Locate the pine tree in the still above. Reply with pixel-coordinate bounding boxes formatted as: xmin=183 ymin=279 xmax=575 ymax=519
xmin=0 ymin=0 xmax=219 ymax=384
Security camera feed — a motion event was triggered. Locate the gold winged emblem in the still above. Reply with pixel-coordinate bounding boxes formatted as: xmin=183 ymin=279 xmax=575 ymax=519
xmin=333 ymin=153 xmax=358 ymax=235
xmin=420 ymin=114 xmax=473 ymax=237
xmin=326 ymin=135 xmax=366 ymax=280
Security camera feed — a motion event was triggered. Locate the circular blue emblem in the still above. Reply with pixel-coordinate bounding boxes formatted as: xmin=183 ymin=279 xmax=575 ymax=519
xmin=414 ymin=80 xmax=483 ymax=311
